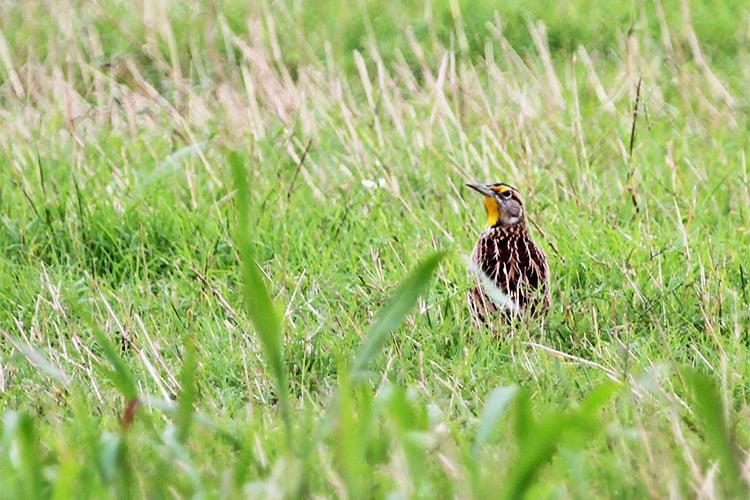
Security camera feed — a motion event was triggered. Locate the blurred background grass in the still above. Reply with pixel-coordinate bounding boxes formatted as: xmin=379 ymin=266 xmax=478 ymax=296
xmin=1 ymin=0 xmax=749 ymax=497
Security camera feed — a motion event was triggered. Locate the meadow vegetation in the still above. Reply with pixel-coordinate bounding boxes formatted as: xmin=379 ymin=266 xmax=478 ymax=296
xmin=1 ymin=0 xmax=749 ymax=497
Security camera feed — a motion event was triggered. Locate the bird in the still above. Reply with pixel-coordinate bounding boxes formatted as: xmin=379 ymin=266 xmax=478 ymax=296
xmin=465 ymin=182 xmax=550 ymax=329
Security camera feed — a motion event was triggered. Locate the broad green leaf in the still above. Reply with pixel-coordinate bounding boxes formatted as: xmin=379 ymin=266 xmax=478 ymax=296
xmin=386 ymin=386 xmax=430 ymax=494
xmin=334 ymin=372 xmax=370 ymax=498
xmin=98 ymin=431 xmax=135 ymax=497
xmin=90 ymin=323 xmax=138 ymax=401
xmin=315 ymin=252 xmax=445 ymax=450
xmin=502 ymin=409 xmax=570 ymax=500
xmin=10 ymin=412 xmax=45 ymax=500
xmin=473 ymin=386 xmax=519 ymax=457
xmin=682 ymin=369 xmax=745 ymax=496
xmin=350 ymin=252 xmax=445 ymax=379
xmin=579 ymin=381 xmax=620 ymax=416
xmin=498 ymin=382 xmax=619 ymax=498
xmin=513 ymin=390 xmax=535 ymax=448
xmin=229 ymin=151 xmax=291 ymax=445
xmin=176 ymin=334 xmax=198 ymax=444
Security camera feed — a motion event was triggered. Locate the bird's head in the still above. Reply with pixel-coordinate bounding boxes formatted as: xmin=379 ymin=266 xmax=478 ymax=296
xmin=466 ymin=182 xmax=525 ymax=228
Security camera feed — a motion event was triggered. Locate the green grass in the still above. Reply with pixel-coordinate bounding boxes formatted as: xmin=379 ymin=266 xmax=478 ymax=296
xmin=1 ymin=0 xmax=749 ymax=497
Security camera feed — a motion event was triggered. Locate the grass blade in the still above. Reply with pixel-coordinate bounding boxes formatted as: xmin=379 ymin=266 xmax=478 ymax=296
xmin=350 ymin=252 xmax=445 ymax=380
xmin=503 ymin=416 xmax=569 ymax=499
xmin=229 ymin=151 xmax=291 ymax=445
xmin=176 ymin=334 xmax=198 ymax=444
xmin=333 ymin=372 xmax=370 ymax=498
xmin=385 ymin=386 xmax=430 ymax=495
xmin=2 ymin=411 xmax=45 ymax=499
xmin=683 ymin=369 xmax=746 ymax=496
xmin=314 ymin=252 xmax=445 ymax=447
xmin=90 ymin=324 xmax=138 ymax=402
xmin=98 ymin=431 xmax=135 ymax=497
xmin=499 ymin=383 xmax=617 ymax=499
xmin=473 ymin=386 xmax=519 ymax=457
xmin=501 ymin=395 xmax=568 ymax=500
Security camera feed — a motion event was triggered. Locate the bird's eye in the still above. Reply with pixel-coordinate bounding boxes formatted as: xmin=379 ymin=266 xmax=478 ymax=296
xmin=500 ymin=190 xmax=512 ymax=199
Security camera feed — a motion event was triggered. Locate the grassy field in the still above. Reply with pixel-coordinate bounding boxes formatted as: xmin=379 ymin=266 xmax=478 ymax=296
xmin=1 ymin=0 xmax=749 ymax=497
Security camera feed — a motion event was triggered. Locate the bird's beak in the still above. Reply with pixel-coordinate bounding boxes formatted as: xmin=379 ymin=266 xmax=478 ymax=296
xmin=466 ymin=183 xmax=496 ymax=198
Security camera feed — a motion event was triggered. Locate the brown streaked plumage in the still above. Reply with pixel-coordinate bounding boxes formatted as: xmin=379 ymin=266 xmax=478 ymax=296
xmin=466 ymin=182 xmax=550 ymax=329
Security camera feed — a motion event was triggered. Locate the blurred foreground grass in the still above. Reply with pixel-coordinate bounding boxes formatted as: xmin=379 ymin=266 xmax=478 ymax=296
xmin=1 ymin=0 xmax=749 ymax=497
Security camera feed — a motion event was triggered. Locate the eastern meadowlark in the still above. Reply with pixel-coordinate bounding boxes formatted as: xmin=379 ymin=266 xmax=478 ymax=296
xmin=466 ymin=182 xmax=550 ymax=328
